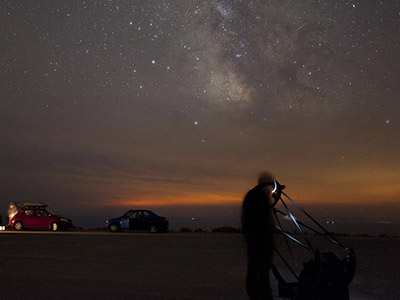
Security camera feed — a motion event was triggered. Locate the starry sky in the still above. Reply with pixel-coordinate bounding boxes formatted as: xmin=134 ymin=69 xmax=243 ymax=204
xmin=1 ymin=1 xmax=399 ymax=231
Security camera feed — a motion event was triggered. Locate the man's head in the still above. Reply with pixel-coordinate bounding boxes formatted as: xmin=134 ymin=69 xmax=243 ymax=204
xmin=257 ymin=171 xmax=274 ymax=184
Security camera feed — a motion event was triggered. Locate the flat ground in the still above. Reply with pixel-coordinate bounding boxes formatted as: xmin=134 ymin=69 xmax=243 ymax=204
xmin=0 ymin=231 xmax=398 ymax=299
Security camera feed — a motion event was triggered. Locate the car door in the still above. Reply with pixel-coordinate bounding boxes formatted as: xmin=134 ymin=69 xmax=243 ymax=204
xmin=135 ymin=211 xmax=152 ymax=230
xmin=30 ymin=210 xmax=48 ymax=229
xmin=128 ymin=211 xmax=139 ymax=229
xmin=21 ymin=209 xmax=35 ymax=228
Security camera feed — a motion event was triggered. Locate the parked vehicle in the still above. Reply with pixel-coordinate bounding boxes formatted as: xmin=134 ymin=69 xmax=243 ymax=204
xmin=9 ymin=202 xmax=72 ymax=231
xmin=105 ymin=209 xmax=169 ymax=233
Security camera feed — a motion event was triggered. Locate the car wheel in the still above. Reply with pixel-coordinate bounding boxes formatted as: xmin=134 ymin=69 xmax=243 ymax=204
xmin=109 ymin=223 xmax=120 ymax=232
xmin=14 ymin=221 xmax=23 ymax=231
xmin=51 ymin=222 xmax=59 ymax=231
xmin=149 ymin=225 xmax=158 ymax=233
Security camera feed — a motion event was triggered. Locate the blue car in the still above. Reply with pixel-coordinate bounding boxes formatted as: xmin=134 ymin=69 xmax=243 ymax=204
xmin=105 ymin=209 xmax=169 ymax=233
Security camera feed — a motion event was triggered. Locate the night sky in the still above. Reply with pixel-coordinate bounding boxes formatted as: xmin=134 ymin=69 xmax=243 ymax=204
xmin=1 ymin=1 xmax=399 ymax=231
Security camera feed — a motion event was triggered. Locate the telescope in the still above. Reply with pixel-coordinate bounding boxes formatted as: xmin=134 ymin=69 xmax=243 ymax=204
xmin=269 ymin=181 xmax=356 ymax=300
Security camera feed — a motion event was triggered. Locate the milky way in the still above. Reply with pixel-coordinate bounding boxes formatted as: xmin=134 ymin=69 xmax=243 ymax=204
xmin=1 ymin=1 xmax=399 ymax=228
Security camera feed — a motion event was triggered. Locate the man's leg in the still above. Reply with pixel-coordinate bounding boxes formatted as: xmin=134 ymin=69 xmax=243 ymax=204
xmin=246 ymin=252 xmax=259 ymax=299
xmin=256 ymin=249 xmax=274 ymax=300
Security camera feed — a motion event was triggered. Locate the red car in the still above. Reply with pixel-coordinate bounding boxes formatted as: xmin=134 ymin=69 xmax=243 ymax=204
xmin=10 ymin=202 xmax=72 ymax=231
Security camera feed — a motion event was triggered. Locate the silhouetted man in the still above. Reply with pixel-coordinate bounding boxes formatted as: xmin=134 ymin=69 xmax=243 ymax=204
xmin=242 ymin=172 xmax=276 ymax=300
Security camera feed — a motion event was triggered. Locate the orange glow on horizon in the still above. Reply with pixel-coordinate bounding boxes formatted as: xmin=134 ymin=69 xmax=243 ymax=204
xmin=101 ymin=167 xmax=400 ymax=208
xmin=108 ymin=192 xmax=242 ymax=207
xmin=103 ymin=183 xmax=399 ymax=208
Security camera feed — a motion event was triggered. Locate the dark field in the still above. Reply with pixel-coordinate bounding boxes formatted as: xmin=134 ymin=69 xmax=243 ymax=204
xmin=0 ymin=231 xmax=398 ymax=299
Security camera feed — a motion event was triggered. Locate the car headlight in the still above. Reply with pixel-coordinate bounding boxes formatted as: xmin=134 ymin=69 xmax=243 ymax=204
xmin=105 ymin=220 xmax=109 ymax=225
xmin=60 ymin=218 xmax=69 ymax=222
